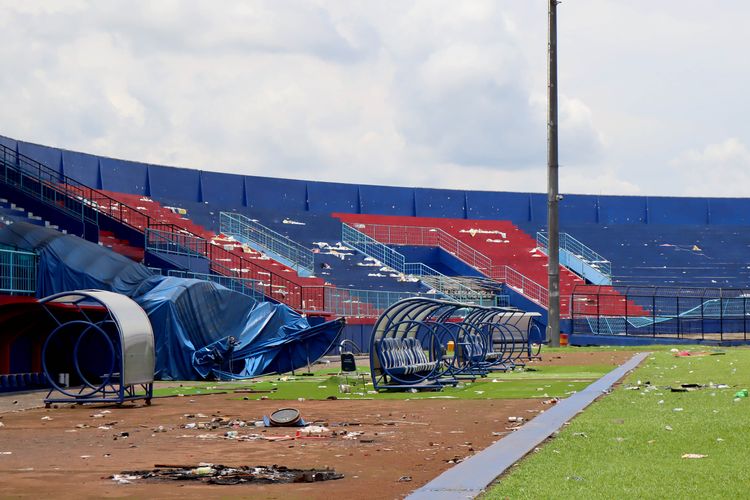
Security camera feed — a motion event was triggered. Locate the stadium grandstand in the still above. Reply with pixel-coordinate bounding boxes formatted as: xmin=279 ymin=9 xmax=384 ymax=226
xmin=2 ymin=134 xmax=750 ymax=391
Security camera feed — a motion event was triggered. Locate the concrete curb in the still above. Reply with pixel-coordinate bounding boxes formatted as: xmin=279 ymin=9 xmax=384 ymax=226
xmin=407 ymin=352 xmax=651 ymax=500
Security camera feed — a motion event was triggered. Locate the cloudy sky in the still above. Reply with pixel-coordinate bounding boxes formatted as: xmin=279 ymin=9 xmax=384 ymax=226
xmin=0 ymin=1 xmax=748 ymax=197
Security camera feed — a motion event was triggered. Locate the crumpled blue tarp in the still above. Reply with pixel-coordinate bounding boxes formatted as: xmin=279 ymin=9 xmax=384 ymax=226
xmin=0 ymin=222 xmax=343 ymax=380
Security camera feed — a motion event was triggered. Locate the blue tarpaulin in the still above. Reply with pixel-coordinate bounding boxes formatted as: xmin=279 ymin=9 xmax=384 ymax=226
xmin=0 ymin=222 xmax=343 ymax=380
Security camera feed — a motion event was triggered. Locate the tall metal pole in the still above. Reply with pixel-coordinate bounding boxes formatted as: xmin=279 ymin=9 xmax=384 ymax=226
xmin=547 ymin=0 xmax=561 ymax=347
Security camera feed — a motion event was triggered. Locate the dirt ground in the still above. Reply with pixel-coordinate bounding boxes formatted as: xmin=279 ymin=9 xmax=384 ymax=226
xmin=527 ymin=349 xmax=634 ymax=367
xmin=0 ymin=350 xmax=634 ymax=499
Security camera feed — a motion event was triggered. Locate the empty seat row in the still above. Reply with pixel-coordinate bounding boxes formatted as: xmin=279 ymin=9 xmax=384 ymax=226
xmin=378 ymin=337 xmax=438 ymax=376
xmin=0 ymin=372 xmax=49 ymax=391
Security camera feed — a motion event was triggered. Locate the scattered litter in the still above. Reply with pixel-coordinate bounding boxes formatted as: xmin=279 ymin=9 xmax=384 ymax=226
xmin=542 ymin=398 xmax=559 ymax=405
xmin=573 ymin=432 xmax=588 ymax=438
xmin=298 ymin=426 xmax=330 ymax=436
xmin=665 ymin=425 xmax=673 ymax=431
xmin=681 ymin=454 xmax=707 ymax=459
xmin=41 ymin=416 xmax=52 ymax=421
xmin=113 ymin=464 xmax=343 ymax=484
xmin=673 ymin=408 xmax=684 ymax=412
xmin=670 ymin=383 xmax=704 ymax=392
xmin=112 ymin=474 xmax=138 ymax=484
xmin=342 ymin=431 xmax=365 ymax=440
xmin=398 ymin=475 xmax=413 ymax=482
xmin=282 ymin=218 xmax=306 ymax=226
xmin=734 ymin=389 xmax=748 ymax=398
xmin=508 ymin=416 xmax=524 ymax=423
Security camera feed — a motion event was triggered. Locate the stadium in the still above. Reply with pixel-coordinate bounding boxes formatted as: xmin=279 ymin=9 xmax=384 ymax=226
xmin=1 ymin=2 xmax=749 ymax=499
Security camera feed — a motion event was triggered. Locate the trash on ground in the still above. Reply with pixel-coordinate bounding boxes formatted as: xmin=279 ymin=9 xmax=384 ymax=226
xmin=670 ymin=383 xmax=704 ymax=392
xmin=734 ymin=389 xmax=748 ymax=398
xmin=398 ymin=476 xmax=412 ymax=482
xmin=681 ymin=454 xmax=707 ymax=459
xmin=265 ymin=408 xmax=305 ymax=427
xmin=112 ymin=464 xmax=344 ymax=484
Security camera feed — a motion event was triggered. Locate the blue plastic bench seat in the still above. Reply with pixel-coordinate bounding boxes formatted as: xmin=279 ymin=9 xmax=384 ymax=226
xmin=379 ymin=337 xmax=438 ymax=376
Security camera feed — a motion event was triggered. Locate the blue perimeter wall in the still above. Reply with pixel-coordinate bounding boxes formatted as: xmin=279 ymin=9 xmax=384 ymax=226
xmin=4 ymin=135 xmax=750 ymax=226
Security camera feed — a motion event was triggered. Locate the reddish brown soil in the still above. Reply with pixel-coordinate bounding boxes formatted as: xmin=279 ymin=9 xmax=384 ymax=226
xmin=527 ymin=349 xmax=635 ymax=367
xmin=0 ymin=349 xmax=632 ymax=499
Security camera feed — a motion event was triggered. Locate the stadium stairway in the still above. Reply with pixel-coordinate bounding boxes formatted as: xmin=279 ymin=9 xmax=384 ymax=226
xmin=0 ymin=197 xmax=66 ymax=233
xmin=118 ymin=194 xmax=427 ymax=294
xmin=334 ymin=213 xmax=645 ymax=317
xmin=95 ymin=191 xmax=329 ymax=307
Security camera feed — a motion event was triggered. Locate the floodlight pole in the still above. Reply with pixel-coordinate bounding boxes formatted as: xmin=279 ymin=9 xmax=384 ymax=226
xmin=547 ymin=0 xmax=561 ymax=347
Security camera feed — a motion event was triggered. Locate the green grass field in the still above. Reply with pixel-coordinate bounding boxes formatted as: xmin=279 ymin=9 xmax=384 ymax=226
xmin=152 ymin=363 xmax=616 ymax=401
xmin=484 ymin=347 xmax=750 ymax=499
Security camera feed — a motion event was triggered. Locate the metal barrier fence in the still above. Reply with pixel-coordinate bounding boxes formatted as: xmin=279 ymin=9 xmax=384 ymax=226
xmin=0 ymin=247 xmax=37 ymax=295
xmin=572 ymin=285 xmax=750 ymax=341
xmin=537 ymin=231 xmax=612 ymax=278
xmin=325 ymin=287 xmax=510 ymax=318
xmin=219 ymin=212 xmax=315 ymax=276
xmin=342 ymin=223 xmax=487 ymax=303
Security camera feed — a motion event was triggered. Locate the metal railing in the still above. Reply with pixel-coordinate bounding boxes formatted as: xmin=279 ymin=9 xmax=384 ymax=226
xmin=0 ymin=145 xmax=328 ymax=313
xmin=0 ymin=247 xmax=37 ymax=295
xmin=342 ymin=223 xmax=487 ymax=303
xmin=219 ymin=212 xmax=314 ymax=276
xmin=325 ymin=287 xmax=436 ymax=318
xmin=167 ymin=270 xmax=265 ymax=301
xmin=342 ymin=223 xmax=405 ymax=271
xmin=145 ymin=228 xmax=208 ymax=258
xmin=491 ymin=265 xmax=549 ymax=308
xmin=357 ymin=223 xmax=492 ymax=273
xmin=145 ymin=227 xmax=328 ymax=312
xmin=344 ymin=221 xmax=553 ymax=309
xmin=325 ymin=288 xmax=506 ymax=318
xmin=0 ymin=144 xmax=158 ymax=233
xmin=537 ymin=231 xmax=612 ymax=277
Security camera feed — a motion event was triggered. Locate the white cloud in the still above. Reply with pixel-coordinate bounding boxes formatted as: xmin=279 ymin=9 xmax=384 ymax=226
xmin=0 ymin=1 xmax=747 ymax=197
xmin=670 ymin=139 xmax=750 ymax=197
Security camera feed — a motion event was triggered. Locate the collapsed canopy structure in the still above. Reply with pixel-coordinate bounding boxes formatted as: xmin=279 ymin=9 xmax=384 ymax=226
xmin=0 ymin=222 xmax=344 ymax=380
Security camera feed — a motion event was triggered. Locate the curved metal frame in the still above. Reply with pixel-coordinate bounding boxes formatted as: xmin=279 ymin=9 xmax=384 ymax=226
xmin=369 ymin=297 xmax=542 ymax=391
xmin=40 ymin=290 xmax=155 ymax=406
